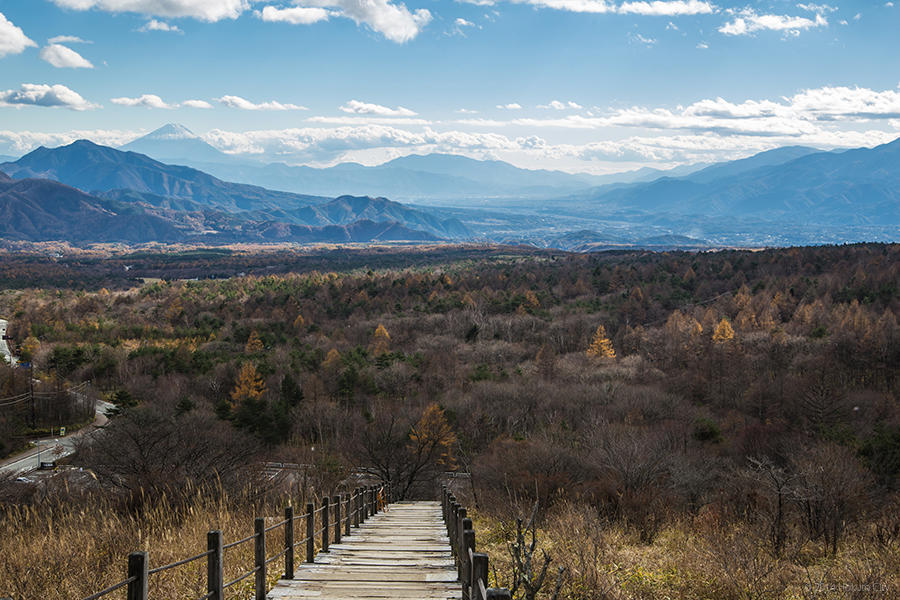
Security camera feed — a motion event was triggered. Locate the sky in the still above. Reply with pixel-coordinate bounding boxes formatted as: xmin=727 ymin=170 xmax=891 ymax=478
xmin=0 ymin=0 xmax=899 ymax=174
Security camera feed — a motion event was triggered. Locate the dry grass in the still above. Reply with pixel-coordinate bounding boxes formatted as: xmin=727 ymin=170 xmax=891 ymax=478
xmin=471 ymin=499 xmax=900 ymax=600
xmin=0 ymin=482 xmax=335 ymax=600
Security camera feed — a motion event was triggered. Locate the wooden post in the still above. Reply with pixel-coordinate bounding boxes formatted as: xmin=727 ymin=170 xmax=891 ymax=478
xmin=254 ymin=517 xmax=266 ymax=600
xmin=370 ymin=486 xmax=376 ymax=515
xmin=344 ymin=494 xmax=351 ymax=537
xmin=126 ymin=551 xmax=148 ymax=600
xmin=333 ymin=495 xmax=341 ymax=544
xmin=306 ymin=503 xmax=315 ymax=563
xmin=207 ymin=531 xmax=224 ymax=600
xmin=353 ymin=489 xmax=360 ymax=528
xmin=321 ymin=497 xmax=330 ymax=552
xmin=284 ymin=506 xmax=294 ymax=580
xmin=449 ymin=503 xmax=459 ymax=561
xmin=462 ymin=528 xmax=475 ymax=600
xmin=457 ymin=511 xmax=470 ymax=582
xmin=471 ymin=553 xmax=489 ymax=600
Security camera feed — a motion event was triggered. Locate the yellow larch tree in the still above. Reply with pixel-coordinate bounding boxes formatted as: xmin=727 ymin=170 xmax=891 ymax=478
xmin=244 ymin=330 xmax=264 ymax=354
xmin=408 ymin=403 xmax=457 ymax=469
xmin=293 ymin=313 xmax=306 ymax=329
xmin=322 ymin=348 xmax=342 ymax=370
xmin=712 ymin=317 xmax=735 ymax=343
xmin=372 ymin=324 xmax=391 ymax=356
xmin=586 ymin=325 xmax=616 ymax=359
xmin=231 ymin=362 xmax=266 ymax=405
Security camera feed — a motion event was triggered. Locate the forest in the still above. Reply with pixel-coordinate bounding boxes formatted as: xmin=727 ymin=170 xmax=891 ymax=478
xmin=1 ymin=242 xmax=898 ymax=599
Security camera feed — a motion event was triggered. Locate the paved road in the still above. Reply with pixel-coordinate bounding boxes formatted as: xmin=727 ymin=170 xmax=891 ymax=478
xmin=0 ymin=400 xmax=115 ymax=477
xmin=0 ymin=318 xmax=15 ymax=366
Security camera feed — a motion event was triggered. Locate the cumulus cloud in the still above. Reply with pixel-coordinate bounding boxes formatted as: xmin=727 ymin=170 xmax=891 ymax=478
xmin=218 ymin=95 xmax=308 ymax=110
xmin=538 ymin=100 xmax=583 ymax=110
xmin=0 ymin=12 xmax=36 ymax=58
xmin=182 ymin=99 xmax=213 ymax=108
xmin=719 ymin=8 xmax=828 ymax=36
xmin=47 ymin=35 xmax=91 ymax=44
xmin=457 ymin=0 xmax=714 ymax=15
xmin=111 ymin=94 xmax=175 ymax=108
xmin=497 ymin=103 xmax=522 ymax=109
xmin=617 ymin=1 xmax=714 ymax=16
xmin=459 ymin=86 xmax=900 ymax=139
xmin=257 ymin=0 xmax=432 ymax=43
xmin=112 ymin=95 xmax=214 ymax=108
xmin=339 ymin=100 xmax=417 ymax=116
xmin=138 ymin=19 xmax=183 ymax=32
xmin=257 ymin=6 xmax=330 ymax=24
xmin=48 ymin=0 xmax=248 ymax=22
xmin=39 ymin=44 xmax=94 ymax=68
xmin=0 ymin=83 xmax=97 ymax=110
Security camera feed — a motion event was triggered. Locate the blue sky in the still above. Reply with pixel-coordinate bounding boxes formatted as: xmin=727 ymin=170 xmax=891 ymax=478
xmin=0 ymin=0 xmax=899 ymax=173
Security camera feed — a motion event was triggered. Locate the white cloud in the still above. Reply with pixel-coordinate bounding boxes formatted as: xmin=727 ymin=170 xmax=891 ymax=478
xmin=538 ymin=100 xmax=583 ymax=110
xmin=455 ymin=108 xmax=479 ymax=114
xmin=182 ymin=99 xmax=213 ymax=108
xmin=111 ymin=95 xmax=214 ymax=109
xmin=617 ymin=1 xmax=714 ymax=16
xmin=47 ymin=35 xmax=91 ymax=44
xmin=257 ymin=6 xmax=330 ymax=25
xmin=459 ymin=0 xmax=714 ymax=15
xmin=308 ymin=115 xmax=432 ymax=125
xmin=0 ymin=12 xmax=36 ymax=58
xmin=796 ymin=4 xmax=836 ymax=13
xmin=629 ymin=32 xmax=657 ymax=45
xmin=218 ymin=95 xmax=308 ymax=110
xmin=48 ymin=0 xmax=248 ymax=22
xmin=339 ymin=99 xmax=417 ymax=116
xmin=111 ymin=94 xmax=175 ymax=108
xmin=497 ymin=103 xmax=522 ymax=109
xmin=0 ymin=83 xmax=97 ymax=111
xmin=450 ymin=16 xmax=477 ymax=35
xmin=719 ymin=8 xmax=828 ymax=36
xmin=257 ymin=0 xmax=432 ymax=43
xmin=39 ymin=44 xmax=94 ymax=69
xmin=138 ymin=19 xmax=183 ymax=32
xmin=696 ymin=41 xmax=708 ymax=48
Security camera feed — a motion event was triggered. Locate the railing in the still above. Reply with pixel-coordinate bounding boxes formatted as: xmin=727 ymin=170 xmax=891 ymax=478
xmin=80 ymin=484 xmax=388 ymax=600
xmin=442 ymin=486 xmax=512 ymax=600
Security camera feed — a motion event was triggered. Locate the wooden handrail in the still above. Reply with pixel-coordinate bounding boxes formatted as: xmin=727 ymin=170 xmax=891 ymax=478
xmin=442 ymin=485 xmax=512 ymax=600
xmin=79 ymin=484 xmax=389 ymax=600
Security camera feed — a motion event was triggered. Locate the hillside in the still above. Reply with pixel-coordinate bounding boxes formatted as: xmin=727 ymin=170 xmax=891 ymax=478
xmin=567 ymin=138 xmax=900 ymax=224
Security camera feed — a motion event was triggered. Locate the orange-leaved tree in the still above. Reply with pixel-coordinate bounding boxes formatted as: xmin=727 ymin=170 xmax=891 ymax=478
xmin=712 ymin=317 xmax=735 ymax=343
xmin=231 ymin=362 xmax=266 ymax=406
xmin=586 ymin=325 xmax=616 ymax=359
xmin=372 ymin=324 xmax=391 ymax=356
xmin=244 ymin=330 xmax=263 ymax=354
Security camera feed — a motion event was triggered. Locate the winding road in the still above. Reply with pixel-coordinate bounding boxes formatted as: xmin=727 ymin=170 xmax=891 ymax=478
xmin=0 ymin=318 xmax=15 ymax=367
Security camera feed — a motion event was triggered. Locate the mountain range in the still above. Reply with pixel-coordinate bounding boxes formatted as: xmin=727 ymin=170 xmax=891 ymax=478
xmin=116 ymin=124 xmax=699 ymax=202
xmin=0 ymin=142 xmax=465 ymax=243
xmin=565 ymin=138 xmax=900 ymax=226
xmin=0 ymin=130 xmax=897 ymax=248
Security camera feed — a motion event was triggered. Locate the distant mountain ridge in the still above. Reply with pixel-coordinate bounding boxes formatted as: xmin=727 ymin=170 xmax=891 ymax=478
xmin=568 ymin=137 xmax=900 ymax=225
xmin=0 ymin=141 xmax=469 ymax=243
xmin=0 ymin=171 xmax=444 ymax=244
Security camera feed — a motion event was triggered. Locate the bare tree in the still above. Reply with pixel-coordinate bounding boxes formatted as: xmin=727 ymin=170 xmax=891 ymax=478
xmin=507 ymin=502 xmax=565 ymax=600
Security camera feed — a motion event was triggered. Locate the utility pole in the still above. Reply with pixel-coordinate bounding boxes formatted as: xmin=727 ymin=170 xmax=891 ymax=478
xmin=30 ymin=363 xmax=35 ymax=429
